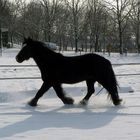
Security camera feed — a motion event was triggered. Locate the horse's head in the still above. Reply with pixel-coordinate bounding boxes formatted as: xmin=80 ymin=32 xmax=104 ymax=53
xmin=16 ymin=37 xmax=33 ymax=63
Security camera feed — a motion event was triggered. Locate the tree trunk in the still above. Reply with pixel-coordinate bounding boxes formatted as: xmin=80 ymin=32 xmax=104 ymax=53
xmin=95 ymin=34 xmax=99 ymax=52
xmin=75 ymin=34 xmax=78 ymax=52
xmin=136 ymin=25 xmax=140 ymax=53
xmin=119 ymin=30 xmax=123 ymax=54
xmin=0 ymin=22 xmax=2 ymax=56
xmin=137 ymin=1 xmax=140 ymax=53
xmin=74 ymin=16 xmax=78 ymax=52
xmin=118 ymin=20 xmax=123 ymax=54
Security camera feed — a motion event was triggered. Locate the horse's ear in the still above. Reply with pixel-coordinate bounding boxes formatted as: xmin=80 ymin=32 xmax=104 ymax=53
xmin=23 ymin=37 xmax=33 ymax=45
xmin=23 ymin=37 xmax=28 ymax=45
xmin=23 ymin=37 xmax=27 ymax=42
xmin=27 ymin=37 xmax=33 ymax=42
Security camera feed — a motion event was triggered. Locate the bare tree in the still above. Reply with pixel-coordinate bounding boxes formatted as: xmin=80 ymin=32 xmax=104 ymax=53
xmin=64 ymin=0 xmax=86 ymax=52
xmin=6 ymin=0 xmax=137 ymax=53
xmin=8 ymin=0 xmax=23 ymax=45
xmin=106 ymin=0 xmax=134 ymax=54
xmin=40 ymin=0 xmax=62 ymax=42
xmin=85 ymin=0 xmax=105 ymax=52
xmin=54 ymin=4 xmax=70 ymax=51
xmin=138 ymin=0 xmax=140 ymax=52
xmin=23 ymin=1 xmax=43 ymax=39
xmin=129 ymin=0 xmax=140 ymax=53
xmin=79 ymin=9 xmax=90 ymax=52
xmin=0 ymin=0 xmax=9 ymax=53
xmin=16 ymin=0 xmax=28 ymax=37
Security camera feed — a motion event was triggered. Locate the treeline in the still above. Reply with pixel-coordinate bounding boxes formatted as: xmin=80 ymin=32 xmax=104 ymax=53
xmin=0 ymin=0 xmax=140 ymax=54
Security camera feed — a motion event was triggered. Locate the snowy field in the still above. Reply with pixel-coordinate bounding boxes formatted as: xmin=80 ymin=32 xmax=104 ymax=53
xmin=0 ymin=48 xmax=140 ymax=140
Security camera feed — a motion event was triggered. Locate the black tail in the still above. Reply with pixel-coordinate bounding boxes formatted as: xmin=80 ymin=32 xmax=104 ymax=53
xmin=107 ymin=65 xmax=122 ymax=105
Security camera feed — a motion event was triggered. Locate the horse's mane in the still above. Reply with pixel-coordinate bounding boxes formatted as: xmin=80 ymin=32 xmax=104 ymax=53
xmin=33 ymin=40 xmax=55 ymax=53
xmin=26 ymin=38 xmax=61 ymax=57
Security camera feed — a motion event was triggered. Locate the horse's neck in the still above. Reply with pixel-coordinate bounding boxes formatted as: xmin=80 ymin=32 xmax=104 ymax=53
xmin=33 ymin=51 xmax=49 ymax=64
xmin=32 ymin=49 xmax=60 ymax=69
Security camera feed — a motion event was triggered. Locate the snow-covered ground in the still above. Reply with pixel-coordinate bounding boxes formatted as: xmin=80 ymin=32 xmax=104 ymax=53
xmin=0 ymin=49 xmax=140 ymax=140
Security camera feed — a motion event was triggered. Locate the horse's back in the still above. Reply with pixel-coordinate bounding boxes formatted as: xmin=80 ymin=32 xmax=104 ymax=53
xmin=62 ymin=53 xmax=112 ymax=77
xmin=66 ymin=53 xmax=111 ymax=67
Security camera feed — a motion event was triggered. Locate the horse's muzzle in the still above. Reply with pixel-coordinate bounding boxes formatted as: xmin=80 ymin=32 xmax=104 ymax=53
xmin=16 ymin=55 xmax=22 ymax=63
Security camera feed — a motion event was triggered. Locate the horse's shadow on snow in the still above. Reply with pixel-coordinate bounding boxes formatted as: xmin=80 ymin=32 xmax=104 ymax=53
xmin=0 ymin=104 xmax=128 ymax=138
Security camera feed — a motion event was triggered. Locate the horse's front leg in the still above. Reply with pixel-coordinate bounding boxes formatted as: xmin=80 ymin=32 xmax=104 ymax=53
xmin=53 ymin=84 xmax=74 ymax=105
xmin=28 ymin=82 xmax=51 ymax=106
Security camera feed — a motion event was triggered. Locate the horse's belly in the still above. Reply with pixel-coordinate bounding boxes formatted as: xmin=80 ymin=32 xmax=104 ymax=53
xmin=57 ymin=73 xmax=92 ymax=84
xmin=63 ymin=78 xmax=85 ymax=84
xmin=42 ymin=67 xmax=94 ymax=84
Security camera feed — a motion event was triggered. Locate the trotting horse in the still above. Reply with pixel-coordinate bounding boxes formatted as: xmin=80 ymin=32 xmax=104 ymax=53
xmin=16 ymin=38 xmax=122 ymax=107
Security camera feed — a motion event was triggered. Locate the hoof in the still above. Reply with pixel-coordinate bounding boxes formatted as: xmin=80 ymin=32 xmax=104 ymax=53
xmin=62 ymin=97 xmax=74 ymax=105
xmin=79 ymin=99 xmax=88 ymax=105
xmin=28 ymin=99 xmax=38 ymax=107
xmin=113 ymin=98 xmax=123 ymax=106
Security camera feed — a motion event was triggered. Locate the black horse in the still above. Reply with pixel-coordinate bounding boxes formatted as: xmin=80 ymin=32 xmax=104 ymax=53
xmin=16 ymin=38 xmax=122 ymax=107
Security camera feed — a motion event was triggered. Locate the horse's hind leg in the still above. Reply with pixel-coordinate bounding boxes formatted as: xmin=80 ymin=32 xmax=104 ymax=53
xmin=80 ymin=80 xmax=95 ymax=105
xmin=106 ymin=85 xmax=122 ymax=106
xmin=99 ymin=79 xmax=122 ymax=106
xmin=28 ymin=82 xmax=51 ymax=106
xmin=53 ymin=84 xmax=74 ymax=105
